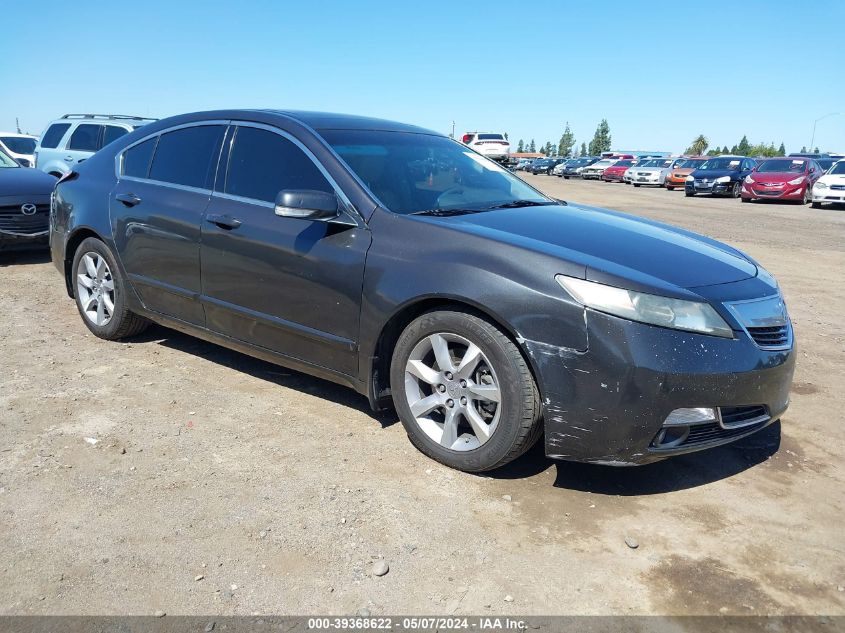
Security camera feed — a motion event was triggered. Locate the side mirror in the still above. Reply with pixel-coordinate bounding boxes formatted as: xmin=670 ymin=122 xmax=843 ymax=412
xmin=274 ymin=189 xmax=339 ymax=220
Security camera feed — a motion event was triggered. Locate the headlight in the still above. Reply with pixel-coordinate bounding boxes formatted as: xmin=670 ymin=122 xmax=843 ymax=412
xmin=715 ymin=176 xmax=731 ymax=183
xmin=556 ymin=276 xmax=734 ymax=338
xmin=744 ymin=175 xmax=755 ymax=184
xmin=787 ymin=176 xmax=805 ymax=186
xmin=815 ymin=181 xmax=828 ymax=189
xmin=685 ymin=175 xmax=695 ymax=182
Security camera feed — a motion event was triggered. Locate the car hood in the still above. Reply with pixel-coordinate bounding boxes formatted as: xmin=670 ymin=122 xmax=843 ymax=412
xmin=691 ymin=168 xmax=740 ymax=180
xmin=0 ymin=167 xmax=57 ymax=195
xmin=751 ymin=171 xmax=806 ymax=182
xmin=414 ymin=204 xmax=757 ymax=292
xmin=634 ymin=167 xmax=664 ymax=174
xmin=817 ymin=173 xmax=845 ymax=186
xmin=670 ymin=168 xmax=694 ymax=175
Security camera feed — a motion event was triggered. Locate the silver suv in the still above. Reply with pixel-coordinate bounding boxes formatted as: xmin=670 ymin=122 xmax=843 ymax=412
xmin=35 ymin=114 xmax=156 ymax=177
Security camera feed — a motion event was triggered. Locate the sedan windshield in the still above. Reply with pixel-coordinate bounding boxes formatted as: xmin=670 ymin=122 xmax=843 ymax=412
xmin=323 ymin=130 xmax=550 ymax=215
xmin=756 ymin=159 xmax=807 ymax=173
xmin=699 ymin=158 xmax=742 ymax=171
xmin=0 ymin=137 xmax=37 ymax=155
xmin=0 ymin=150 xmax=19 ymax=168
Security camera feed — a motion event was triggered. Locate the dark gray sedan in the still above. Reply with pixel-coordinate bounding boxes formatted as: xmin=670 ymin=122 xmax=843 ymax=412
xmin=49 ymin=110 xmax=795 ymax=472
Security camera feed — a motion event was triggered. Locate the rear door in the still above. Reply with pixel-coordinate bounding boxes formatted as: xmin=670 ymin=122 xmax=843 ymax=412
xmin=110 ymin=122 xmax=227 ymax=325
xmin=199 ymin=123 xmax=371 ymax=376
xmin=64 ymin=124 xmax=103 ymax=166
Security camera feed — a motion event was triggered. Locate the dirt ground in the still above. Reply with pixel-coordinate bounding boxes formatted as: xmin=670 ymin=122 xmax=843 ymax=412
xmin=1 ymin=176 xmax=843 ymax=617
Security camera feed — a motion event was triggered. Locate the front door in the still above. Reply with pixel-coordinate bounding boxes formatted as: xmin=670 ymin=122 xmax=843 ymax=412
xmin=200 ymin=124 xmax=371 ymax=377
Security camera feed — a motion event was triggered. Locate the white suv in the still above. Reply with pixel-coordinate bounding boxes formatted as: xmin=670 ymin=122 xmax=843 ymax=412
xmin=460 ymin=132 xmax=511 ymax=163
xmin=35 ymin=114 xmax=156 ymax=177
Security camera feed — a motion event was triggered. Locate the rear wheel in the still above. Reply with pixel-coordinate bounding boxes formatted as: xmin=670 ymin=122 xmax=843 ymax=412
xmin=390 ymin=310 xmax=541 ymax=472
xmin=72 ymin=237 xmax=149 ymax=340
xmin=741 ymin=196 xmax=751 ymax=203
xmin=666 ymin=186 xmax=674 ymax=191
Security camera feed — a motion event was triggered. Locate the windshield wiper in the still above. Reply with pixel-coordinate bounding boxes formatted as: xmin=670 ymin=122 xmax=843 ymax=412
xmin=482 ymin=199 xmax=562 ymax=210
xmin=409 ymin=208 xmax=489 ymax=217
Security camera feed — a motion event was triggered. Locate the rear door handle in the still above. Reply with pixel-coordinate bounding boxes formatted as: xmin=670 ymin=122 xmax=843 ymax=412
xmin=206 ymin=214 xmax=242 ymax=230
xmin=116 ymin=193 xmax=142 ymax=207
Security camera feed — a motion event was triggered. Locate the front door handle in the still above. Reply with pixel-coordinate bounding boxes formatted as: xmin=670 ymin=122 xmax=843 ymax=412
xmin=206 ymin=214 xmax=242 ymax=230
xmin=64 ymin=156 xmax=74 ymax=162
xmin=116 ymin=193 xmax=142 ymax=207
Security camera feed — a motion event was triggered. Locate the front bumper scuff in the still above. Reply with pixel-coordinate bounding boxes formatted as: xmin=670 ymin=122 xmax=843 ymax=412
xmin=525 ymin=309 xmax=795 ymax=465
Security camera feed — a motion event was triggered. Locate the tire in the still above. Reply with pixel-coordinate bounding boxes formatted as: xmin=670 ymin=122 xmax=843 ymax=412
xmin=71 ymin=237 xmax=149 ymax=340
xmin=685 ymin=191 xmax=695 ymax=197
xmin=802 ymin=186 xmax=811 ymax=205
xmin=731 ymin=181 xmax=741 ymax=198
xmin=390 ymin=309 xmax=541 ymax=472
xmin=666 ymin=186 xmax=674 ymax=191
xmin=633 ymin=184 xmax=640 ymax=188
xmin=741 ymin=196 xmax=751 ymax=203
xmin=811 ymin=202 xmax=821 ymax=209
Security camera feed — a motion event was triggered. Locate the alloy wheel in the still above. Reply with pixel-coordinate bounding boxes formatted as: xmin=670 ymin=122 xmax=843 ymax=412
xmin=404 ymin=332 xmax=501 ymax=451
xmin=76 ymin=252 xmax=115 ymax=326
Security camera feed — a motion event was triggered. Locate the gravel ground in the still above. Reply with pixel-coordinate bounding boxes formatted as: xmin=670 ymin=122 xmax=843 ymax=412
xmin=0 ymin=177 xmax=843 ymax=616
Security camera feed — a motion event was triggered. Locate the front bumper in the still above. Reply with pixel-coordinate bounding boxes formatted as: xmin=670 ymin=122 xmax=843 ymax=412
xmin=812 ymin=188 xmax=845 ymax=204
xmin=742 ymin=182 xmax=805 ymax=200
xmin=602 ymin=172 xmax=625 ymax=182
xmin=527 ymin=309 xmax=795 ymax=465
xmin=0 ymin=232 xmax=48 ymax=251
xmin=685 ymin=180 xmax=735 ymax=195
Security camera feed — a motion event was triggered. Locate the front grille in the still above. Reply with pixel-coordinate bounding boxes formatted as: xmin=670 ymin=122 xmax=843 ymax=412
xmin=0 ymin=204 xmax=50 ymax=234
xmin=747 ymin=324 xmax=790 ymax=348
xmin=753 ymin=189 xmax=784 ymax=197
xmin=719 ymin=405 xmax=768 ymax=427
xmin=831 ymin=185 xmax=845 ymax=191
xmin=683 ymin=419 xmax=767 ymax=445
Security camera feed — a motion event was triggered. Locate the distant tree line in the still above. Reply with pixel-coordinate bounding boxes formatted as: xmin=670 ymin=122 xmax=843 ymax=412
xmin=515 ymin=119 xmax=611 ymax=157
xmin=687 ymin=134 xmax=792 ymax=157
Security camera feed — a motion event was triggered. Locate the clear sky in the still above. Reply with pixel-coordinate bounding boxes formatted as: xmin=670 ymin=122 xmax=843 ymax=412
xmin=3 ymin=0 xmax=844 ymax=154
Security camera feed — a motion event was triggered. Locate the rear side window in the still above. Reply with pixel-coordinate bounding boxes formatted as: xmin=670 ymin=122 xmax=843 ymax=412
xmin=122 ymin=137 xmax=157 ymax=179
xmin=148 ymin=125 xmax=225 ymax=189
xmin=224 ymin=126 xmax=333 ymax=203
xmin=103 ymin=125 xmax=129 ymax=147
xmin=40 ymin=123 xmax=71 ymax=149
xmin=68 ymin=124 xmax=102 ymax=151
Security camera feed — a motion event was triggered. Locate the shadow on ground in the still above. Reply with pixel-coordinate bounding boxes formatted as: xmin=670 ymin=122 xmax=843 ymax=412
xmin=0 ymin=249 xmax=51 ymax=267
xmin=131 ymin=324 xmax=782 ymax=496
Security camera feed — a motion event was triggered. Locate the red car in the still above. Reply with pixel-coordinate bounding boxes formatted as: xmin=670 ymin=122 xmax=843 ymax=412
xmin=741 ymin=157 xmax=825 ymax=204
xmin=601 ymin=159 xmax=635 ymax=182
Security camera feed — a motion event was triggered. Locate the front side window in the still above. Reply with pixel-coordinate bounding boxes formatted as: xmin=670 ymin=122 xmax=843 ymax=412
xmin=148 ymin=125 xmax=225 ymax=189
xmin=40 ymin=123 xmax=71 ymax=149
xmin=68 ymin=124 xmax=102 ymax=151
xmin=323 ymin=130 xmax=549 ymax=215
xmin=103 ymin=126 xmax=129 ymax=147
xmin=122 ymin=137 xmax=157 ymax=179
xmin=224 ymin=126 xmax=333 ymax=203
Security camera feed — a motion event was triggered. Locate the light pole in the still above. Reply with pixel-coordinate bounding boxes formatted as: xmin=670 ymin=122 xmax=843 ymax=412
xmin=810 ymin=112 xmax=842 ymax=152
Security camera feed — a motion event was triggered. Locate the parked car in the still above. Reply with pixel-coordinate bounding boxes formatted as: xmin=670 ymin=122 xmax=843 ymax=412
xmin=36 ymin=114 xmax=157 ymax=177
xmin=816 ymin=157 xmax=836 ymax=172
xmin=811 ymin=159 xmax=845 ymax=208
xmin=0 ymin=147 xmax=56 ymax=252
xmin=685 ymin=156 xmax=757 ymax=197
xmin=560 ymin=157 xmax=599 ymax=178
xmin=630 ymin=158 xmax=676 ymax=187
xmin=0 ymin=133 xmax=38 ymax=167
xmin=601 ymin=159 xmax=635 ymax=182
xmin=460 ymin=132 xmax=510 ymax=163
xmin=50 ymin=109 xmax=794 ymax=472
xmin=664 ymin=158 xmax=707 ymax=190
xmin=580 ymin=158 xmax=619 ymax=180
xmin=530 ymin=157 xmax=566 ymax=175
xmin=552 ymin=159 xmax=574 ymax=176
xmin=741 ymin=157 xmax=823 ymax=204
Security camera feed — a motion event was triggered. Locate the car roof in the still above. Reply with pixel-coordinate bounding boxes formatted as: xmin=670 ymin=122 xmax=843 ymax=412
xmin=0 ymin=131 xmax=37 ymax=139
xmin=257 ymin=110 xmax=440 ymax=134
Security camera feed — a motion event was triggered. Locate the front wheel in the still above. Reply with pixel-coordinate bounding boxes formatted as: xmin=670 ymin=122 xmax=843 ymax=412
xmin=802 ymin=186 xmax=812 ymax=205
xmin=685 ymin=191 xmax=695 ymax=197
xmin=731 ymin=181 xmax=741 ymax=198
xmin=811 ymin=201 xmax=821 ymax=209
xmin=72 ymin=237 xmax=149 ymax=340
xmin=390 ymin=310 xmax=541 ymax=472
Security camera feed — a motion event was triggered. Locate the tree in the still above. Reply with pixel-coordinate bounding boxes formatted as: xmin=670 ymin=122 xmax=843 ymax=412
xmin=528 ymin=139 xmax=536 ymax=153
xmin=722 ymin=146 xmax=730 ymax=154
xmin=546 ymin=141 xmax=555 ymax=156
xmin=504 ymin=132 xmax=509 ymax=140
xmin=558 ymin=122 xmax=576 ymax=157
xmin=736 ymin=135 xmax=751 ymax=156
xmin=588 ymin=119 xmax=611 ymax=155
xmin=516 ymin=139 xmax=524 ymax=153
xmin=706 ymin=148 xmax=720 ymax=156
xmin=778 ymin=142 xmax=786 ymax=155
xmin=580 ymin=142 xmax=587 ymax=157
xmin=686 ymin=134 xmax=709 ymax=156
